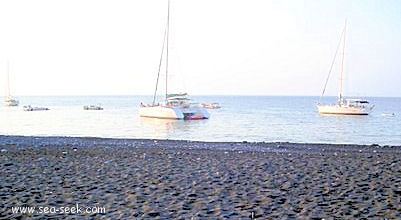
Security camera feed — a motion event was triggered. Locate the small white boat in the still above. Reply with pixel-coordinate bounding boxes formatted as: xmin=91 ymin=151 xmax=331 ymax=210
xmin=139 ymin=1 xmax=209 ymax=120
xmin=317 ymin=21 xmax=374 ymax=115
xmin=23 ymin=105 xmax=49 ymax=111
xmin=83 ymin=105 xmax=103 ymax=110
xmin=380 ymin=113 xmax=395 ymax=117
xmin=200 ymin=102 xmax=221 ymax=109
xmin=3 ymin=62 xmax=19 ymax=107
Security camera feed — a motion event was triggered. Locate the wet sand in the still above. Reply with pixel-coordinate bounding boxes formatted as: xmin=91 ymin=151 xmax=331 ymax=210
xmin=1 ymin=135 xmax=401 ymax=219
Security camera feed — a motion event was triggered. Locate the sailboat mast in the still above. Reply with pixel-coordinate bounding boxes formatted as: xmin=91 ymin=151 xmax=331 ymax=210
xmin=339 ymin=21 xmax=347 ymax=102
xmin=165 ymin=0 xmax=170 ymax=102
xmin=6 ymin=61 xmax=11 ymax=98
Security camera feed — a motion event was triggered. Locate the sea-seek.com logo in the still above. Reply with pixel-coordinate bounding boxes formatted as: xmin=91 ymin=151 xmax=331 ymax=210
xmin=11 ymin=204 xmax=106 ymax=215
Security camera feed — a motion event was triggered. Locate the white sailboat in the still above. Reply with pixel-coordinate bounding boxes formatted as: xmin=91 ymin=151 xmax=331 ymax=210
xmin=139 ymin=0 xmax=210 ymax=120
xmin=317 ymin=21 xmax=374 ymax=115
xmin=4 ymin=62 xmax=19 ymax=107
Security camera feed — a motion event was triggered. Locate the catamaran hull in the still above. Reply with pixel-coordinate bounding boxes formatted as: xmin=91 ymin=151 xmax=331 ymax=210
xmin=139 ymin=106 xmax=210 ymax=120
xmin=317 ymin=105 xmax=372 ymax=115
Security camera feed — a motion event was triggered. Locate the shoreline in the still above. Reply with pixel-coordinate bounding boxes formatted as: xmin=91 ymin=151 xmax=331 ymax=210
xmin=1 ymin=134 xmax=400 ymax=152
xmin=1 ymin=135 xmax=401 ymax=218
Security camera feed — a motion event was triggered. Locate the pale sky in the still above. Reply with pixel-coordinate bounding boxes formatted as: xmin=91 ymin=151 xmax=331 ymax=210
xmin=0 ymin=0 xmax=400 ymax=97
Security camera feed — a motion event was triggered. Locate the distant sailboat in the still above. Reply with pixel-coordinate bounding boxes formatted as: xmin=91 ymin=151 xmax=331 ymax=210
xmin=4 ymin=62 xmax=19 ymax=107
xmin=139 ymin=0 xmax=210 ymax=120
xmin=317 ymin=21 xmax=374 ymax=115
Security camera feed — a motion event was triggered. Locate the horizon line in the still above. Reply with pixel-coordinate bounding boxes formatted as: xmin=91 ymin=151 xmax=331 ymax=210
xmin=5 ymin=94 xmax=401 ymax=98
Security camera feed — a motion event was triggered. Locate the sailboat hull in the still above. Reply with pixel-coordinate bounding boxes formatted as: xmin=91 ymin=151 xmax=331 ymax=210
xmin=139 ymin=105 xmax=210 ymax=120
xmin=4 ymin=98 xmax=19 ymax=107
xmin=317 ymin=104 xmax=372 ymax=115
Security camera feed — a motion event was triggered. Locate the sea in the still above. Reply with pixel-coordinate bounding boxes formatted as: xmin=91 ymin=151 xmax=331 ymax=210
xmin=0 ymin=96 xmax=400 ymax=145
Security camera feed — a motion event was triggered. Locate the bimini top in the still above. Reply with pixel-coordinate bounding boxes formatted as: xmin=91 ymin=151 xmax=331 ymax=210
xmin=166 ymin=93 xmax=189 ymax=101
xmin=346 ymin=98 xmax=370 ymax=104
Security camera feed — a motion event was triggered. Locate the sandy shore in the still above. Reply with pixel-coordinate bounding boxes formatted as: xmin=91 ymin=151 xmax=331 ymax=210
xmin=1 ymin=135 xmax=400 ymax=219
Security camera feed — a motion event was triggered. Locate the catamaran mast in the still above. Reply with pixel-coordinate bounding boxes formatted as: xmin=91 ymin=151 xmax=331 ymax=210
xmin=165 ymin=0 xmax=170 ymax=103
xmin=152 ymin=0 xmax=170 ymax=105
xmin=339 ymin=20 xmax=347 ymax=103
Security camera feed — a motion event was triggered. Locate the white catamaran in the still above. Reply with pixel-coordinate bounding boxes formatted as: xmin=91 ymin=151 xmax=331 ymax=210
xmin=4 ymin=62 xmax=19 ymax=107
xmin=317 ymin=21 xmax=374 ymax=115
xmin=139 ymin=0 xmax=210 ymax=120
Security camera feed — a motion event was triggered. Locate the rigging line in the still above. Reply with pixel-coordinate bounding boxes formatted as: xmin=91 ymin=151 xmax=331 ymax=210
xmin=152 ymin=24 xmax=168 ymax=105
xmin=319 ymin=24 xmax=346 ymax=103
xmin=152 ymin=1 xmax=170 ymax=106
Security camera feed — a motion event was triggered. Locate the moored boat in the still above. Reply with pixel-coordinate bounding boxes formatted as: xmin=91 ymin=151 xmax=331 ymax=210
xmin=200 ymin=102 xmax=221 ymax=109
xmin=317 ymin=21 xmax=374 ymax=115
xmin=4 ymin=97 xmax=19 ymax=107
xmin=23 ymin=105 xmax=50 ymax=111
xmin=317 ymin=99 xmax=373 ymax=115
xmin=139 ymin=0 xmax=209 ymax=120
xmin=140 ymin=93 xmax=209 ymax=120
xmin=3 ymin=62 xmax=19 ymax=107
xmin=83 ymin=104 xmax=103 ymax=110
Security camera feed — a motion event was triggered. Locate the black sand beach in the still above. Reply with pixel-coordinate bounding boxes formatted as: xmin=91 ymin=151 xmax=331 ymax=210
xmin=1 ymin=135 xmax=400 ymax=219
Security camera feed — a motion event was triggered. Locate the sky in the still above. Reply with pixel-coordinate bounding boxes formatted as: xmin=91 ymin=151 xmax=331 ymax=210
xmin=0 ymin=0 xmax=400 ymax=97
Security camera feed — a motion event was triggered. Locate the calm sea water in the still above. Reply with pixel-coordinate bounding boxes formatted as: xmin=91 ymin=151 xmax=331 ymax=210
xmin=0 ymin=96 xmax=400 ymax=145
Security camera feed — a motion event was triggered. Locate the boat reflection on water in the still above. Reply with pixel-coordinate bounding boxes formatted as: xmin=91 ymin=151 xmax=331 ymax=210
xmin=139 ymin=117 xmax=208 ymax=140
